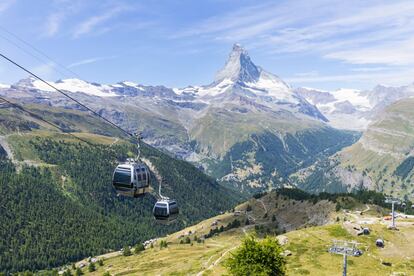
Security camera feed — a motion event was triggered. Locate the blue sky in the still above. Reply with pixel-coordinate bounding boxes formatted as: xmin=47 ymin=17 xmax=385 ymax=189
xmin=1 ymin=0 xmax=414 ymax=90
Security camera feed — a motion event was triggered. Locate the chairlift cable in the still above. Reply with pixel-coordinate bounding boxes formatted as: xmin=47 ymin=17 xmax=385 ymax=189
xmin=0 ymin=49 xmax=177 ymax=217
xmin=0 ymin=95 xmax=92 ymax=145
xmin=0 ymin=52 xmax=135 ymax=140
xmin=0 ymin=25 xmax=85 ymax=80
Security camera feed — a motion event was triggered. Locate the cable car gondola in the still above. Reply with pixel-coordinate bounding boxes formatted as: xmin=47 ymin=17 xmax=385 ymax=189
xmin=152 ymin=180 xmax=179 ymax=223
xmin=112 ymin=133 xmax=150 ymax=198
xmin=112 ymin=159 xmax=150 ymax=197
xmin=153 ymin=199 xmax=179 ymax=223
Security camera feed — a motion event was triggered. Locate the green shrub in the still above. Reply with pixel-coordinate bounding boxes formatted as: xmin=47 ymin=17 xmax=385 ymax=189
xmin=88 ymin=262 xmax=96 ymax=272
xmin=159 ymin=240 xmax=168 ymax=249
xmin=225 ymin=235 xmax=286 ymax=275
xmin=75 ymin=267 xmax=83 ymax=276
xmin=123 ymin=246 xmax=132 ymax=256
xmin=134 ymin=243 xmax=145 ymax=254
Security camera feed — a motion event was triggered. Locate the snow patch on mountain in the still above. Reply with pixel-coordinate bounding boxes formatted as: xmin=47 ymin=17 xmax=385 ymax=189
xmin=331 ymin=89 xmax=372 ymax=110
xmin=296 ymin=87 xmax=381 ymax=130
xmin=120 ymin=81 xmax=145 ymax=91
xmin=23 ymin=78 xmax=118 ymax=97
xmin=245 ymin=70 xmax=295 ymax=103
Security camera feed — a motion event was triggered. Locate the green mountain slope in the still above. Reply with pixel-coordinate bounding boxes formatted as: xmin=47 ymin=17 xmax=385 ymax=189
xmin=192 ymin=107 xmax=359 ymax=193
xmin=71 ymin=189 xmax=414 ymax=276
xmin=0 ymin=45 xmax=360 ymax=196
xmin=0 ymin=107 xmax=239 ymax=273
xmin=294 ymin=98 xmax=414 ymax=200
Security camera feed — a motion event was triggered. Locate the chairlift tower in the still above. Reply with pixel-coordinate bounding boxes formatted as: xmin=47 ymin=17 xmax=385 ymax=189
xmin=385 ymin=197 xmax=401 ymax=229
xmin=329 ymin=240 xmax=362 ymax=276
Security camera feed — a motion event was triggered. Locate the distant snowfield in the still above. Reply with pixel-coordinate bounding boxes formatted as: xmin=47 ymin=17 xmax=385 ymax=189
xmin=295 ymin=86 xmax=378 ymax=130
xmin=32 ymin=78 xmax=118 ymax=97
xmin=331 ymin=88 xmax=372 ymax=109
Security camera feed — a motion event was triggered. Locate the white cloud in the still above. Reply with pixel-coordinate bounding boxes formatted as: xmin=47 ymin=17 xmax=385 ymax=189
xmin=176 ymin=0 xmax=414 ymax=67
xmin=32 ymin=62 xmax=56 ymax=79
xmin=351 ymin=67 xmax=389 ymax=72
xmin=286 ymin=68 xmax=414 ymax=87
xmin=68 ymin=56 xmax=116 ymax=68
xmin=294 ymin=71 xmax=319 ymax=77
xmin=325 ymin=38 xmax=414 ymax=65
xmin=0 ymin=0 xmax=15 ymax=12
xmin=42 ymin=1 xmax=84 ymax=37
xmin=72 ymin=5 xmax=127 ymax=38
xmin=45 ymin=12 xmax=65 ymax=37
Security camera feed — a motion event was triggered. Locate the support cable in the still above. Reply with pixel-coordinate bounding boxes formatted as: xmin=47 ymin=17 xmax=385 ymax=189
xmin=0 ymin=53 xmax=135 ymax=139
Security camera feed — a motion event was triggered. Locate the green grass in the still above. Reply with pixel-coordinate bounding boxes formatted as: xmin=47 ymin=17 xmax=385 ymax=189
xmin=77 ymin=213 xmax=414 ymax=276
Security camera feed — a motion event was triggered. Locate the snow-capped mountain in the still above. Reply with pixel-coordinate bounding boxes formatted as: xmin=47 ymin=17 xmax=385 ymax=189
xmin=174 ymin=44 xmax=326 ymax=121
xmin=2 ymin=44 xmax=327 ymax=125
xmin=296 ymin=84 xmax=414 ymax=130
xmin=13 ymin=77 xmax=117 ymax=97
xmin=0 ymin=44 xmax=357 ymax=192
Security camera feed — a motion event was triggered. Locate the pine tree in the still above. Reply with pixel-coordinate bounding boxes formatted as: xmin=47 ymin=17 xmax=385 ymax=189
xmin=123 ymin=246 xmax=132 ymax=256
xmin=88 ymin=262 xmax=96 ymax=272
xmin=75 ymin=268 xmax=83 ymax=276
xmin=134 ymin=243 xmax=145 ymax=254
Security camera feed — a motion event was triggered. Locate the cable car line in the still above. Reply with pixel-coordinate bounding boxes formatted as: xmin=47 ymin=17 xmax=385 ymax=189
xmin=152 ymin=178 xmax=179 ymax=223
xmin=0 ymin=95 xmax=92 ymax=145
xmin=0 ymin=53 xmax=135 ymax=140
xmin=0 ymin=25 xmax=84 ymax=80
xmin=0 ymin=31 xmax=74 ymax=80
xmin=0 ymin=51 xmax=179 ymax=222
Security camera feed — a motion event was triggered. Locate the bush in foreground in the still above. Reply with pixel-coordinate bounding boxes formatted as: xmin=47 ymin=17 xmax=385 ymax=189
xmin=225 ymin=235 xmax=286 ymax=275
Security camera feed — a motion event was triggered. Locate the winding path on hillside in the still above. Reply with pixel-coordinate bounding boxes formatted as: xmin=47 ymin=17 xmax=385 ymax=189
xmin=196 ymin=224 xmax=251 ymax=276
xmin=0 ymin=135 xmax=44 ymax=169
xmin=258 ymin=199 xmax=268 ymax=214
xmin=196 ymin=208 xmax=270 ymax=276
xmin=109 ymin=137 xmax=119 ymax=147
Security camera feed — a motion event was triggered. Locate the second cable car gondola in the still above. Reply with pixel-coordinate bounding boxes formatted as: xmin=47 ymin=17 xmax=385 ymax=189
xmin=153 ymin=199 xmax=179 ymax=223
xmin=112 ymin=159 xmax=150 ymax=197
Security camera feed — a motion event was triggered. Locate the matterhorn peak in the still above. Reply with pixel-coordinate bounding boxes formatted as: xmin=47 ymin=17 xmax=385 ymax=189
xmin=215 ymin=43 xmax=260 ymax=83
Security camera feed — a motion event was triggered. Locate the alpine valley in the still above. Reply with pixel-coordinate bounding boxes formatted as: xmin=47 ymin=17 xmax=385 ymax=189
xmin=0 ymin=44 xmax=360 ymax=194
xmin=3 ymin=44 xmax=414 ymax=274
xmin=2 ymin=44 xmax=414 ymax=198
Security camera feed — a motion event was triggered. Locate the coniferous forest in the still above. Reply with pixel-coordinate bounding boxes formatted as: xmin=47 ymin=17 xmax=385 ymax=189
xmin=0 ymin=137 xmax=239 ymax=273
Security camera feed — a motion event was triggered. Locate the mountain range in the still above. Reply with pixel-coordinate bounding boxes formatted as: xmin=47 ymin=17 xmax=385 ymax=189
xmin=296 ymin=83 xmax=414 ymax=130
xmin=293 ymin=97 xmax=414 ymax=200
xmin=3 ymin=43 xmax=414 ymax=273
xmin=0 ymin=44 xmax=358 ymax=193
xmin=2 ymin=44 xmax=414 ymax=197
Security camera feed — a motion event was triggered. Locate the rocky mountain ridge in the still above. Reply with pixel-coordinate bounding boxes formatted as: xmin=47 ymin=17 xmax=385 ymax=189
xmin=0 ymin=45 xmax=358 ymax=192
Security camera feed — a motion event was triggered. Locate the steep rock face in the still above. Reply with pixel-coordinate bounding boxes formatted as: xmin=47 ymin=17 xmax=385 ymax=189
xmin=215 ymin=43 xmax=260 ymax=83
